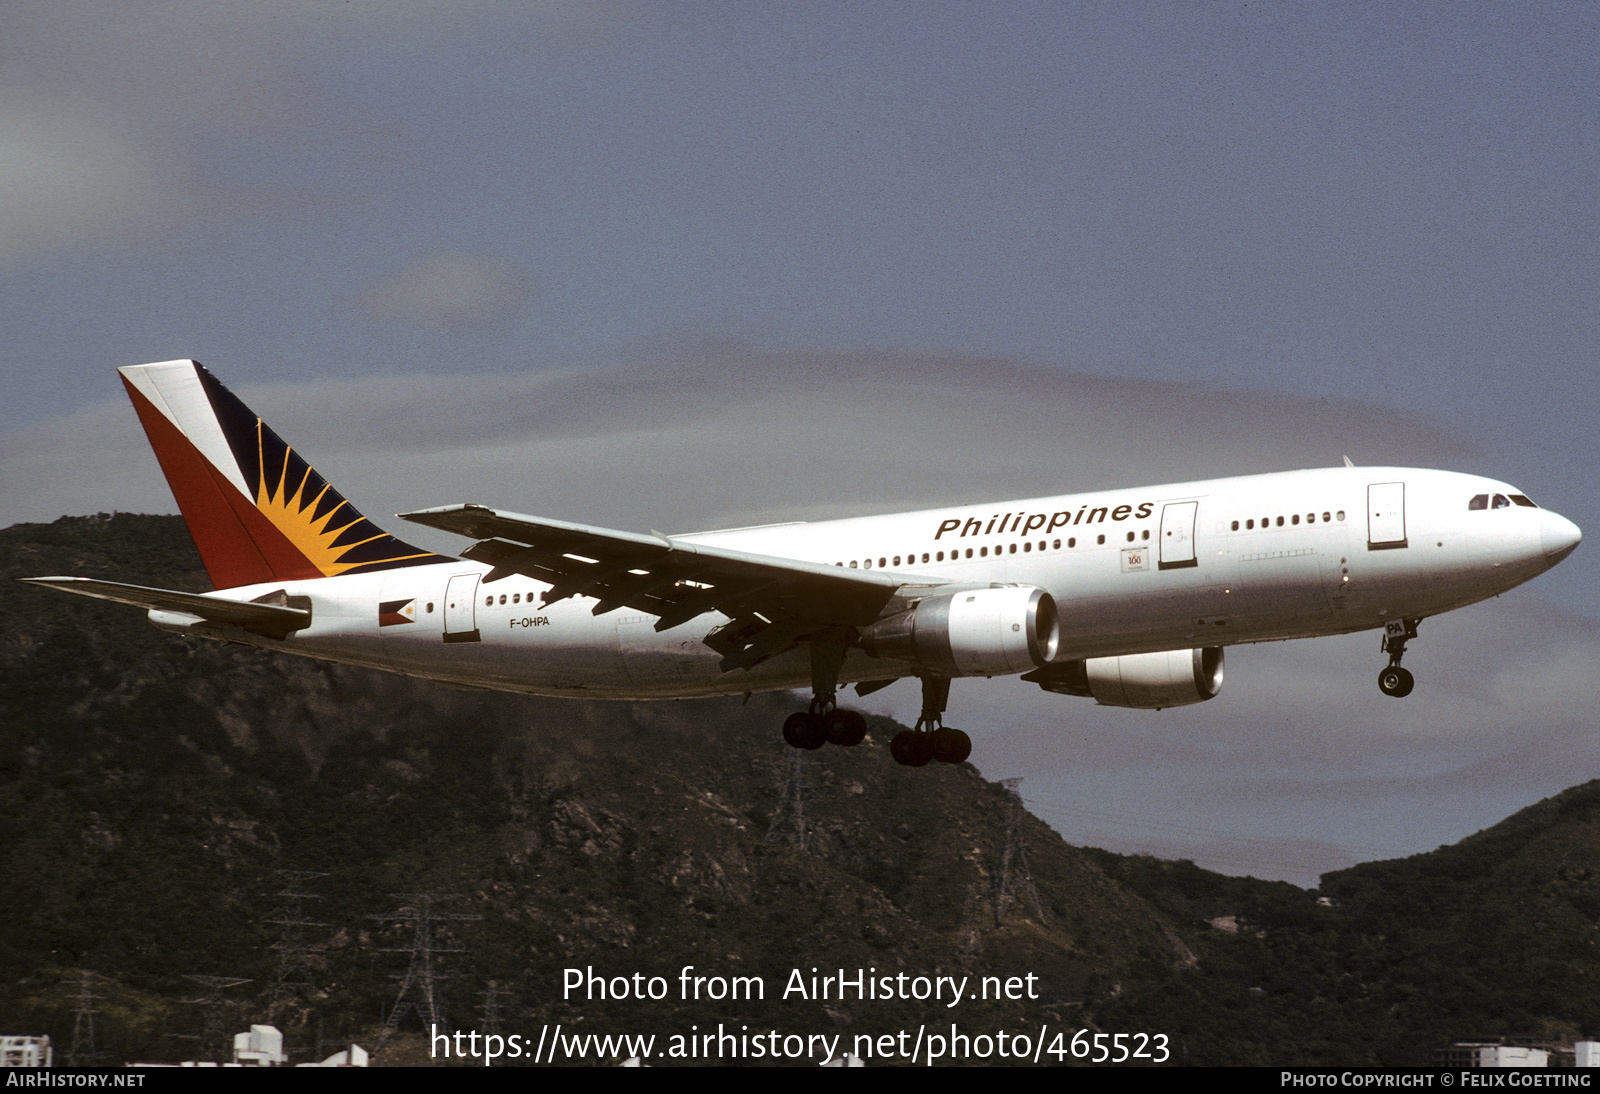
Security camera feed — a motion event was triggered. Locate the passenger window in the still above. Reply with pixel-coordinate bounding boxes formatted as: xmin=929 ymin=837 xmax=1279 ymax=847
xmin=1142 ymin=529 xmax=1149 ymax=540
xmin=1468 ymin=494 xmax=1488 ymax=510
xmin=485 ymin=596 xmax=493 ymax=606
xmin=426 ymin=602 xmax=434 ymax=613
xmin=1246 ymin=519 xmax=1254 ymax=529
xmin=965 ymin=549 xmax=973 ymax=558
xmin=1065 ymin=538 xmax=1072 ymax=548
xmin=1322 ymin=512 xmax=1331 ymax=522
xmin=500 ymin=595 xmax=507 ymax=605
xmin=937 ymin=551 xmax=945 ymax=561
xmin=1306 ymin=513 xmax=1315 ymax=523
xmin=922 ymin=553 xmax=929 ymax=563
xmin=1292 ymin=514 xmax=1300 ymax=525
xmin=513 ymin=593 xmax=520 ymax=604
xmin=1231 ymin=521 xmax=1239 ymax=531
xmin=1125 ymin=531 xmax=1134 ymax=542
xmin=1009 ymin=543 xmax=1017 ymax=554
xmin=1097 ymin=534 xmax=1105 ymax=545
xmin=1276 ymin=516 xmax=1284 ymax=527
xmin=1337 ymin=510 xmax=1345 ymax=521
xmin=893 ymin=556 xmax=901 ymax=566
xmin=1492 ymin=494 xmax=1511 ymax=510
xmin=879 ymin=557 xmax=886 ymax=567
xmin=864 ymin=560 xmax=871 ymax=569
xmin=980 ymin=547 xmax=988 ymax=557
xmin=1510 ymin=494 xmax=1537 ymax=508
xmin=849 ymin=560 xmax=858 ymax=568
xmin=1024 ymin=542 xmax=1032 ymax=552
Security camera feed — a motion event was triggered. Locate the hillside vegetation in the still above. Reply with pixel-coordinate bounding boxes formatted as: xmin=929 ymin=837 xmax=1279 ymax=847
xmin=3 ymin=514 xmax=1596 ymax=1065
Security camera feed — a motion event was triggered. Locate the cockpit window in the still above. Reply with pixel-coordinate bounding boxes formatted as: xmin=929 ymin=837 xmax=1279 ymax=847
xmin=1510 ymin=494 xmax=1538 ymax=508
xmin=1492 ymin=494 xmax=1511 ymax=509
xmin=1468 ymin=494 xmax=1488 ymax=511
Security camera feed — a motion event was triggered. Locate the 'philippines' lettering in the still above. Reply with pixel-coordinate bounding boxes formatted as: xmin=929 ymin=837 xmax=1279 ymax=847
xmin=934 ymin=501 xmax=1154 ymax=539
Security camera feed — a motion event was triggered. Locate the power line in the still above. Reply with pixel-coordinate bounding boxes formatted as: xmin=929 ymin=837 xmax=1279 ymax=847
xmin=369 ymin=894 xmax=480 ymax=1063
xmin=477 ymin=980 xmax=510 ymax=1039
xmin=765 ymin=752 xmax=817 ymax=852
xmin=263 ymin=869 xmax=331 ymax=1026
xmin=171 ymin=975 xmax=252 ymax=1063
xmin=67 ymin=970 xmax=107 ymax=1067
xmin=994 ymin=778 xmax=1046 ymax=927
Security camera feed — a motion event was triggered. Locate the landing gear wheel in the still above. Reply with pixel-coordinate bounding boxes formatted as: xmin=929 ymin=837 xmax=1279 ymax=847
xmin=930 ymin=726 xmax=972 ymax=764
xmin=823 ymin=708 xmax=868 ymax=747
xmin=889 ymin=730 xmax=934 ymax=767
xmin=783 ymin=711 xmax=827 ymax=750
xmin=1378 ymin=665 xmax=1414 ymax=698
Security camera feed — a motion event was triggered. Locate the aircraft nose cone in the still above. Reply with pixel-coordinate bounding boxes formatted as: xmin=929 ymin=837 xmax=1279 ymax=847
xmin=1541 ymin=512 xmax=1581 ymax=564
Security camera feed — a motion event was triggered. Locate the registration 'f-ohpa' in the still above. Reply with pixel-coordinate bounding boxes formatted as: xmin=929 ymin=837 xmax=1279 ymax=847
xmin=25 ymin=361 xmax=1582 ymax=767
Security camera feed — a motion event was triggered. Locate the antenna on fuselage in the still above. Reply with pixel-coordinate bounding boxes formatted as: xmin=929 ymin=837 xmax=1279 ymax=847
xmin=1342 ymin=455 xmax=1355 ymax=468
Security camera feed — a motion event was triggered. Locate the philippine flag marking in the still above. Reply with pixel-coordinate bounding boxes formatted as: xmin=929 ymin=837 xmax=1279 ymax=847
xmin=379 ymin=598 xmax=416 ymax=627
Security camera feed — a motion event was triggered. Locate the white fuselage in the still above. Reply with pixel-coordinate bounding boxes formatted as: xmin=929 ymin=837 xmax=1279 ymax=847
xmin=159 ymin=467 xmax=1578 ymax=700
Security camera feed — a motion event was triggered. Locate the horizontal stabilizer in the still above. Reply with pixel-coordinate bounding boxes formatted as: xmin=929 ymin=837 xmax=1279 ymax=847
xmin=19 ymin=577 xmax=311 ymax=640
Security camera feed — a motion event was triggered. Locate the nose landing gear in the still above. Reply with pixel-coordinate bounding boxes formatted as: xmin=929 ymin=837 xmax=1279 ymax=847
xmin=889 ymin=676 xmax=972 ymax=767
xmin=1378 ymin=618 xmax=1419 ymax=697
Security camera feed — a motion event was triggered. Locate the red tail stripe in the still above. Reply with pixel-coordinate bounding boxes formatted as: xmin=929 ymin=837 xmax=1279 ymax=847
xmin=123 ymin=377 xmax=324 ymax=588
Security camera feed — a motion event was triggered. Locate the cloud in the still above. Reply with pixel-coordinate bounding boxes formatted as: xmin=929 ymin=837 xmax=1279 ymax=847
xmin=0 ymin=4 xmax=634 ymax=264
xmin=357 ymin=253 xmax=533 ymax=329
xmin=0 ymin=105 xmax=173 ymax=266
xmin=0 ymin=343 xmax=1475 ymax=532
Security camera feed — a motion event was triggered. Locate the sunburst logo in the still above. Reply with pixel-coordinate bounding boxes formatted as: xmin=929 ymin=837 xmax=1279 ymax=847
xmin=252 ymin=421 xmax=434 ymax=577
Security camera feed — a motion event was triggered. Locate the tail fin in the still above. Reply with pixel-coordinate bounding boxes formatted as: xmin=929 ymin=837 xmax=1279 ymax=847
xmin=120 ymin=360 xmax=449 ymax=589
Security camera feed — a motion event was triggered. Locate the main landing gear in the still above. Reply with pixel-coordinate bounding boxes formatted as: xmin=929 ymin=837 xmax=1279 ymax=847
xmin=888 ymin=676 xmax=972 ymax=768
xmin=778 ymin=639 xmax=970 ymax=767
xmin=1378 ymin=618 xmax=1419 ymax=698
xmin=782 ymin=704 xmax=867 ymax=750
xmin=782 ymin=630 xmax=868 ymax=751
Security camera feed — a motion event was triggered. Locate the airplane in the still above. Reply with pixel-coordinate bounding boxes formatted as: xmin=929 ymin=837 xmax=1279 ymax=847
xmin=21 ymin=360 xmax=1583 ymax=769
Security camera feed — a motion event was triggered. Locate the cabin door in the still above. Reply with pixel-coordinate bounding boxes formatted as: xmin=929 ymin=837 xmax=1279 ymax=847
xmin=1367 ymin=482 xmax=1408 ymax=549
xmin=1159 ymin=501 xmax=1198 ymax=570
xmin=443 ymin=573 xmax=481 ymax=643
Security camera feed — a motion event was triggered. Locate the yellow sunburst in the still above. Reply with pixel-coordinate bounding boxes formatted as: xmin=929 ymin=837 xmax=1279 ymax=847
xmin=253 ymin=427 xmax=388 ymax=577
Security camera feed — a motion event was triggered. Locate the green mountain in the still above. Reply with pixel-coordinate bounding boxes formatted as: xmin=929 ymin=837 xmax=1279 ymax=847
xmin=4 ymin=514 xmax=1596 ymax=1066
xmin=1089 ymin=783 xmax=1600 ymax=1064
xmin=0 ymin=514 xmax=1190 ymax=1066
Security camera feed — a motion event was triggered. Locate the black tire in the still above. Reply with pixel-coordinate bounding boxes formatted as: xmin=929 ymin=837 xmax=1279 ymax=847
xmin=890 ymin=730 xmax=933 ymax=767
xmin=1378 ymin=666 xmax=1415 ymax=698
xmin=930 ymin=726 xmax=972 ymax=764
xmin=783 ymin=712 xmax=827 ymax=749
xmin=825 ymin=709 xmax=868 ymax=747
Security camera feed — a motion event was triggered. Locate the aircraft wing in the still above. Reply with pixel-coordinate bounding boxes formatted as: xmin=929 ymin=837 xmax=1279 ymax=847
xmin=399 ymin=504 xmax=928 ymax=671
xmin=19 ymin=577 xmax=311 ymax=640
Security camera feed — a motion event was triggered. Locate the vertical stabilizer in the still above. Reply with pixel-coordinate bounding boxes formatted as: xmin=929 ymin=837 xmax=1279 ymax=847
xmin=120 ymin=360 xmax=449 ymax=589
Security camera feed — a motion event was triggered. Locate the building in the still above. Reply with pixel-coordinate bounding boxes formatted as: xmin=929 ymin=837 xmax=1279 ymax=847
xmin=0 ymin=1037 xmax=52 ymax=1067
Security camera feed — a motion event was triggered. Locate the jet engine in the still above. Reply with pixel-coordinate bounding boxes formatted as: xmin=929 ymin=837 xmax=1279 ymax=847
xmin=1023 ymin=647 xmax=1224 ymax=709
xmin=858 ymin=586 xmax=1059 ymax=677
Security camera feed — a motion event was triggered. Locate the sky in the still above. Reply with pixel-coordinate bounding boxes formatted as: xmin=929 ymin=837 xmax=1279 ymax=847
xmin=2 ymin=2 xmax=1597 ymax=887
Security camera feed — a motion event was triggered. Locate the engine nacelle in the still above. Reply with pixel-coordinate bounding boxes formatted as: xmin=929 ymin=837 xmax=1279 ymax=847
xmin=858 ymin=586 xmax=1059 ymax=677
xmin=1023 ymin=647 xmax=1224 ymax=709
